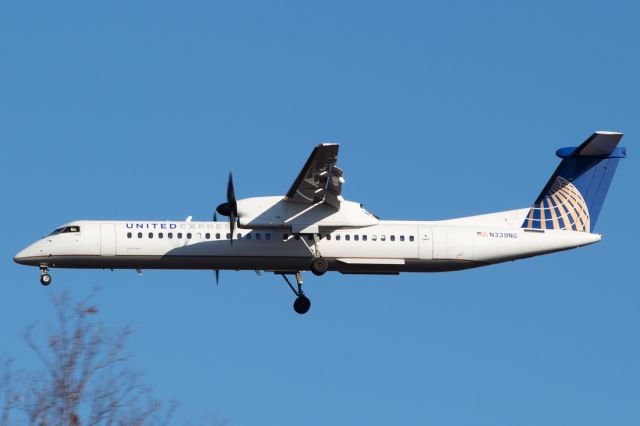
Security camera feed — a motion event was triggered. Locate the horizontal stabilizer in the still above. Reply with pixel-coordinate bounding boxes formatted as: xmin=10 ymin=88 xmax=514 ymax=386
xmin=556 ymin=131 xmax=626 ymax=158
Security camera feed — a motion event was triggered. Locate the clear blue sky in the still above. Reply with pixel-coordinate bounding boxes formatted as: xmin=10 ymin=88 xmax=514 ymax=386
xmin=1 ymin=1 xmax=638 ymax=425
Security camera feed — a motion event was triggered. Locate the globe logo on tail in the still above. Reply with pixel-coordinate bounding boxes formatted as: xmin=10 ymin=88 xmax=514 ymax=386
xmin=522 ymin=176 xmax=590 ymax=232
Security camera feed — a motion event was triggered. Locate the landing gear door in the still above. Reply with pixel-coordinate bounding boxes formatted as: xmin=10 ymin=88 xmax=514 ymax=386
xmin=418 ymin=226 xmax=433 ymax=260
xmin=100 ymin=223 xmax=116 ymax=256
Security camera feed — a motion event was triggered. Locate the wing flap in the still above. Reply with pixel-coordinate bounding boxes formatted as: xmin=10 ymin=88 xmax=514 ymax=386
xmin=285 ymin=144 xmax=344 ymax=209
xmin=337 ymin=258 xmax=406 ymax=265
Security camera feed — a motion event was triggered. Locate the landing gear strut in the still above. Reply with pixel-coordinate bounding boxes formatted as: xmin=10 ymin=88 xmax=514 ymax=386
xmin=281 ymin=272 xmax=311 ymax=315
xmin=39 ymin=267 xmax=52 ymax=286
xmin=298 ymin=233 xmax=328 ymax=276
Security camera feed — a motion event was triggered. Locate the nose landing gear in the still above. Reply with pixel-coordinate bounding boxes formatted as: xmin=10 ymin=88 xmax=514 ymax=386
xmin=39 ymin=267 xmax=52 ymax=286
xmin=281 ymin=272 xmax=311 ymax=314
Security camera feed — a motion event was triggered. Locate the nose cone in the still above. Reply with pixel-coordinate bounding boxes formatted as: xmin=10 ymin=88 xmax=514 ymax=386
xmin=14 ymin=243 xmax=41 ymax=265
xmin=14 ymin=248 xmax=29 ymax=264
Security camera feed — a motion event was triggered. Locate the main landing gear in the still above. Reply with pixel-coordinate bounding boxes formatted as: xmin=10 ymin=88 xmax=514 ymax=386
xmin=310 ymin=257 xmax=328 ymax=276
xmin=40 ymin=267 xmax=52 ymax=286
xmin=296 ymin=232 xmax=328 ymax=276
xmin=281 ymin=272 xmax=311 ymax=315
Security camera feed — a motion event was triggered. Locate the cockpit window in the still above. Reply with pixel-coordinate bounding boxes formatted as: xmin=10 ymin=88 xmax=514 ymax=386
xmin=49 ymin=226 xmax=80 ymax=236
xmin=49 ymin=228 xmax=64 ymax=236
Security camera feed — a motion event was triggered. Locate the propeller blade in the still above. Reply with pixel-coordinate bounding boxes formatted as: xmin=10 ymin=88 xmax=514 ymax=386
xmin=214 ymin=171 xmax=239 ymax=245
xmin=215 ymin=269 xmax=220 ymax=286
xmin=216 ymin=172 xmax=238 ymax=217
xmin=213 ymin=211 xmax=217 ymax=222
xmin=229 ymin=213 xmax=235 ymax=246
xmin=227 ymin=172 xmax=236 ymax=211
xmin=228 ymin=172 xmax=237 ymax=245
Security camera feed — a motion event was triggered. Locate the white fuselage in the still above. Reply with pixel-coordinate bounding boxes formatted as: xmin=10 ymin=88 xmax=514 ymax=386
xmin=14 ymin=208 xmax=602 ymax=274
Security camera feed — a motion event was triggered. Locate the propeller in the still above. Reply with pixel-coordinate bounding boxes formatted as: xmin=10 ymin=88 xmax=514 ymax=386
xmin=216 ymin=172 xmax=238 ymax=245
xmin=215 ymin=269 xmax=220 ymax=286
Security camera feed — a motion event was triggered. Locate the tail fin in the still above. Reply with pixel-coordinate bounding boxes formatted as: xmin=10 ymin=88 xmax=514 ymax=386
xmin=522 ymin=131 xmax=627 ymax=232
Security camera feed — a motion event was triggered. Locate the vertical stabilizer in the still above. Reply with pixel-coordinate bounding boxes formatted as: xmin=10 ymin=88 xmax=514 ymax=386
xmin=522 ymin=131 xmax=627 ymax=232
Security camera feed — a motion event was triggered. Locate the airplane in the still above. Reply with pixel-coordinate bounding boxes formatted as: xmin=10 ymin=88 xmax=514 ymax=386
xmin=14 ymin=131 xmax=627 ymax=314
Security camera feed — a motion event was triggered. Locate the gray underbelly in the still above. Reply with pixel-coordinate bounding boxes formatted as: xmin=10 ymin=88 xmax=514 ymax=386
xmin=25 ymin=255 xmax=487 ymax=274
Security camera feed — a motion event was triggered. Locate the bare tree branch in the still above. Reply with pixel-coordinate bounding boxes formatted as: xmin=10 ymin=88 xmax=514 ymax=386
xmin=1 ymin=290 xmax=224 ymax=425
xmin=0 ymin=357 xmax=19 ymax=426
xmin=3 ymin=290 xmax=177 ymax=425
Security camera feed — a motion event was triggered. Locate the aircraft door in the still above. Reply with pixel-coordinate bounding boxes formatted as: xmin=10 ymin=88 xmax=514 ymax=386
xmin=418 ymin=226 xmax=433 ymax=260
xmin=100 ymin=223 xmax=116 ymax=256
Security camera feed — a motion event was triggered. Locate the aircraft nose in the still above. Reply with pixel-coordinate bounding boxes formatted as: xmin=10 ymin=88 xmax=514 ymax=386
xmin=13 ymin=247 xmax=29 ymax=264
xmin=13 ymin=243 xmax=41 ymax=265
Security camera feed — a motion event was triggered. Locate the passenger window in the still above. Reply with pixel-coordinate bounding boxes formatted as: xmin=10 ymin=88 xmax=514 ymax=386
xmin=372 ymin=235 xmax=377 ymax=241
xmin=265 ymin=233 xmax=271 ymax=240
xmin=178 ymin=233 xmax=183 ymax=239
xmin=226 ymin=233 xmax=231 ymax=239
xmin=216 ymin=233 xmax=221 ymax=239
xmin=168 ymin=232 xmax=173 ymax=239
xmin=148 ymin=232 xmax=153 ymax=239
xmin=159 ymin=232 xmax=164 ymax=239
xmin=409 ymin=235 xmax=415 ymax=242
xmin=326 ymin=234 xmax=331 ymax=240
xmin=362 ymin=235 xmax=367 ymax=241
xmin=390 ymin=235 xmax=395 ymax=242
xmin=197 ymin=233 xmax=202 ymax=239
xmin=400 ymin=235 xmax=405 ymax=242
xmin=138 ymin=232 xmax=143 ymax=239
xmin=237 ymin=233 xmax=242 ymax=239
xmin=246 ymin=233 xmax=252 ymax=240
xmin=205 ymin=233 xmax=210 ymax=239
xmin=345 ymin=235 xmax=350 ymax=241
xmin=255 ymin=233 xmax=261 ymax=240
xmin=336 ymin=235 xmax=341 ymax=241
xmin=187 ymin=233 xmax=192 ymax=239
xmin=354 ymin=235 xmax=359 ymax=241
xmin=381 ymin=235 xmax=386 ymax=241
xmin=127 ymin=232 xmax=132 ymax=239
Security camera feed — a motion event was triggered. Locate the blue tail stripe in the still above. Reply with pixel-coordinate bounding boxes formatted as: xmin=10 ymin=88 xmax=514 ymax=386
xmin=587 ymin=158 xmax=620 ymax=229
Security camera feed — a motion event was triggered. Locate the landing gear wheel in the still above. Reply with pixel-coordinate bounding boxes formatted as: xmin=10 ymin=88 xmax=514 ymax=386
xmin=311 ymin=258 xmax=328 ymax=276
xmin=293 ymin=295 xmax=311 ymax=314
xmin=40 ymin=273 xmax=52 ymax=286
xmin=281 ymin=273 xmax=312 ymax=314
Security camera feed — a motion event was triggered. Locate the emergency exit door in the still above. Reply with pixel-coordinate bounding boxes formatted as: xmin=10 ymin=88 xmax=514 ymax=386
xmin=100 ymin=223 xmax=116 ymax=256
xmin=418 ymin=227 xmax=433 ymax=260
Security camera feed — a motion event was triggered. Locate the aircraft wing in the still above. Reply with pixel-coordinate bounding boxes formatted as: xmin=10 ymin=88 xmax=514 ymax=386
xmin=285 ymin=143 xmax=344 ymax=209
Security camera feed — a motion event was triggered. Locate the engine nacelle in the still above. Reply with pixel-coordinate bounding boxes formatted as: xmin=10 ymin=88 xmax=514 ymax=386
xmin=235 ymin=196 xmax=378 ymax=233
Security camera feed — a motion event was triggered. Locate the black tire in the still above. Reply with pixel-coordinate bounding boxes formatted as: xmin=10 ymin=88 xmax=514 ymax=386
xmin=40 ymin=274 xmax=52 ymax=286
xmin=310 ymin=258 xmax=328 ymax=276
xmin=293 ymin=295 xmax=311 ymax=314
